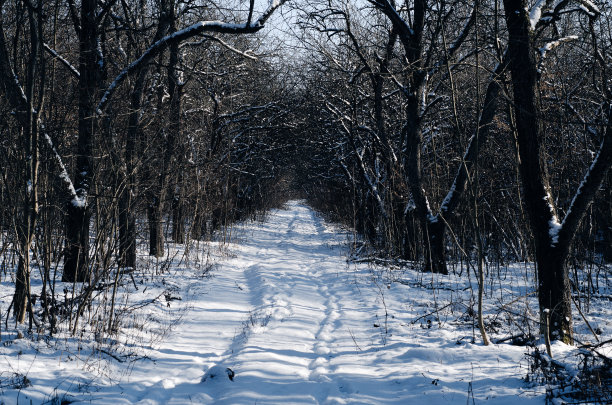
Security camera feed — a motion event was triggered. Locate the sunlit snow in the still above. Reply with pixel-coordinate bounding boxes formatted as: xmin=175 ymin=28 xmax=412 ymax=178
xmin=1 ymin=201 xmax=609 ymax=404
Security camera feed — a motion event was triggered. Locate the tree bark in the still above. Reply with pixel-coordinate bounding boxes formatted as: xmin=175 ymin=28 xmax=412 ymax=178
xmin=502 ymin=0 xmax=572 ymax=342
xmin=63 ymin=0 xmax=101 ymax=282
xmin=168 ymin=20 xmax=184 ymax=244
xmin=501 ymin=0 xmax=612 ymax=343
xmin=424 ymin=220 xmax=447 ymax=274
xmin=2 ymin=2 xmax=44 ymax=323
xmin=118 ymin=0 xmax=174 ymax=267
xmin=147 ymin=197 xmax=165 ymax=257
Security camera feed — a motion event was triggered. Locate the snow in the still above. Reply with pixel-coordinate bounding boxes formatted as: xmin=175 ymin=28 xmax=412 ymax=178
xmin=439 ymin=180 xmax=456 ymax=213
xmin=544 ymin=192 xmax=562 ymax=246
xmin=1 ymin=201 xmax=610 ymax=404
xmin=578 ymin=0 xmax=600 ymax=16
xmin=539 ymin=36 xmax=578 ymax=59
xmin=528 ymin=0 xmax=546 ymax=30
xmin=549 ymin=217 xmax=562 ymax=246
xmin=43 ymin=43 xmax=80 ymax=78
xmin=42 ymin=133 xmax=85 ymax=208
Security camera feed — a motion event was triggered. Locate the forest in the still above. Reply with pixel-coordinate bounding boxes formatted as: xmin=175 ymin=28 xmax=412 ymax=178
xmin=0 ymin=0 xmax=611 ymax=403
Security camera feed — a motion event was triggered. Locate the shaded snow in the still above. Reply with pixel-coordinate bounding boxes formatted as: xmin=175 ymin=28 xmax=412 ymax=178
xmin=1 ymin=201 xmax=610 ymax=404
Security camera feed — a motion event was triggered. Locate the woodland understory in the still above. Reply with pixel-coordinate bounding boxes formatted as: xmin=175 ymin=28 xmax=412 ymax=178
xmin=0 ymin=0 xmax=611 ymax=403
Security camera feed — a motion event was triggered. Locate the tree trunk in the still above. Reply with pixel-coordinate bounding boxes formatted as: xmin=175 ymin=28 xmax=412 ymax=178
xmin=424 ymin=220 xmax=448 ymax=274
xmin=63 ymin=0 xmax=100 ymax=282
xmin=401 ymin=211 xmax=419 ymax=261
xmin=14 ymin=257 xmax=30 ymax=323
xmin=63 ymin=203 xmax=90 ymax=281
xmin=118 ymin=191 xmax=136 ymax=268
xmin=536 ymin=246 xmax=573 ymax=342
xmin=121 ymin=0 xmax=175 ymax=262
xmin=148 ymin=197 xmax=165 ymax=257
xmin=171 ymin=193 xmax=185 ymax=243
xmin=13 ymin=4 xmax=43 ymax=325
xmin=502 ymin=0 xmax=573 ymax=343
xmin=118 ymin=69 xmax=144 ymax=269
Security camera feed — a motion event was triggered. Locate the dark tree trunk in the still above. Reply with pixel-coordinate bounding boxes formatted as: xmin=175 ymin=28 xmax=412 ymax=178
xmin=371 ymin=0 xmax=480 ymax=273
xmin=117 ymin=71 xmax=142 ymax=269
xmin=167 ymin=5 xmax=184 ymax=244
xmin=118 ymin=192 xmax=136 ymax=268
xmin=502 ymin=0 xmax=612 ymax=343
xmin=148 ymin=197 xmax=164 ymax=257
xmin=171 ymin=194 xmax=185 ymax=243
xmin=14 ymin=257 xmax=30 ymax=323
xmin=63 ymin=202 xmax=91 ymax=281
xmin=12 ymin=5 xmax=42 ymax=323
xmin=403 ymin=92 xmax=446 ymax=272
xmin=503 ymin=0 xmax=573 ymax=343
xmin=145 ymin=0 xmax=182 ymax=253
xmin=424 ymin=220 xmax=448 ymax=274
xmin=536 ymin=246 xmax=573 ymax=342
xmin=63 ymin=0 xmax=100 ymax=282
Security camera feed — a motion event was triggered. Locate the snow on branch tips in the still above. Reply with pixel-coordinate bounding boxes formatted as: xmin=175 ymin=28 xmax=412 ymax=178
xmin=539 ymin=36 xmax=578 ymax=59
xmin=576 ymin=0 xmax=600 ymax=17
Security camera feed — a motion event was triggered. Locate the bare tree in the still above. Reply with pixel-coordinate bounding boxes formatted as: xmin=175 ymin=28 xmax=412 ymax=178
xmin=502 ymin=0 xmax=611 ymax=343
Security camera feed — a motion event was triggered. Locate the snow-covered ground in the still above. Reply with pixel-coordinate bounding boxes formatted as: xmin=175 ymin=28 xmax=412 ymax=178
xmin=1 ymin=201 xmax=610 ymax=404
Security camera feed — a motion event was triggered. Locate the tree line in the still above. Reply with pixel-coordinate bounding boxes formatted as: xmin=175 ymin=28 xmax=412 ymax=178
xmin=291 ymin=0 xmax=611 ymax=345
xmin=0 ymin=0 xmax=293 ymax=335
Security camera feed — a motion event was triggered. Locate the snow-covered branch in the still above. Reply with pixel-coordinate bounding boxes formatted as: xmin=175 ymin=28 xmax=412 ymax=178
xmin=42 ymin=133 xmax=85 ymax=208
xmin=557 ymin=103 xmax=612 ymax=247
xmin=97 ymin=0 xmax=286 ymax=113
xmin=528 ymin=0 xmax=547 ymax=30
xmin=539 ymin=36 xmax=578 ymax=59
xmin=43 ymin=43 xmax=80 ymax=79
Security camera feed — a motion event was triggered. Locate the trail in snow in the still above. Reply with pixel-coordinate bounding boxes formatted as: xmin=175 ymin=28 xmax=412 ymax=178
xmin=2 ymin=200 xmax=608 ymax=405
xmin=131 ymin=201 xmax=544 ymax=405
xmin=206 ymin=204 xmax=352 ymax=404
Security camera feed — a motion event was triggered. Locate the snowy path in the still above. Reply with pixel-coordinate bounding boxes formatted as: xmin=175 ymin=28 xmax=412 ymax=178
xmin=2 ymin=200 xmax=576 ymax=404
xmin=206 ymin=205 xmax=354 ymax=404
xmin=132 ymin=201 xmax=543 ymax=405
